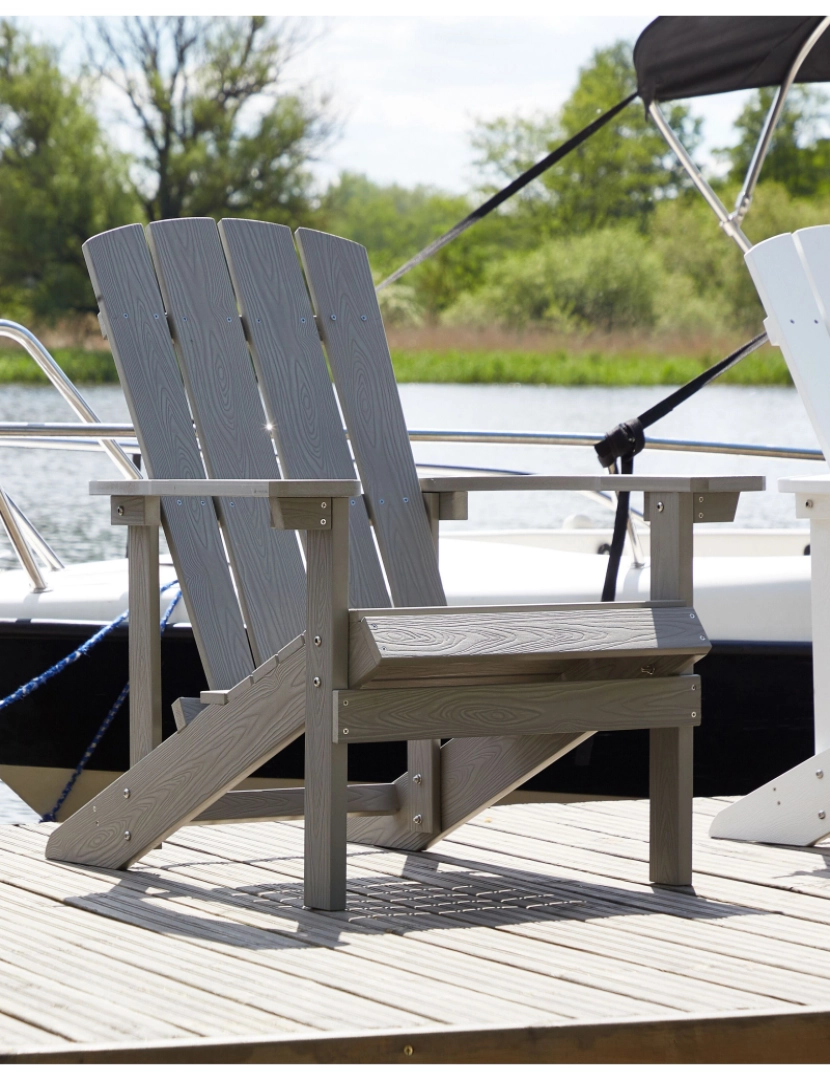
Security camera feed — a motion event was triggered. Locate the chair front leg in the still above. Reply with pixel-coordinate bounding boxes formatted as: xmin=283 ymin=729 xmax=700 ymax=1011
xmin=647 ymin=490 xmax=695 ymax=886
xmin=304 ymin=495 xmax=350 ymax=910
xmin=112 ymin=495 xmax=162 ymax=765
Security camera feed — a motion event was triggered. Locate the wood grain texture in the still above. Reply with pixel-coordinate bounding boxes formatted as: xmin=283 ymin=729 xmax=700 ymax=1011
xmin=304 ymin=498 xmax=349 ymax=909
xmin=5 ymin=1008 xmax=830 ymax=1064
xmin=296 ymin=228 xmax=445 ymax=609
xmin=83 ymin=224 xmax=252 ymax=689
xmin=93 ymin=479 xmax=361 ymax=498
xmin=347 ymin=732 xmax=591 ymax=849
xmin=334 ymin=677 xmax=700 ymax=742
xmin=146 ymin=217 xmax=306 ymax=666
xmin=218 ymin=218 xmax=389 ymax=611
xmin=295 ymin=228 xmax=441 ymax=814
xmin=193 ymin=783 xmax=399 ymax=823
xmin=45 ymin=638 xmax=307 ymax=870
xmin=648 ymin=492 xmax=695 ymax=886
xmin=128 ymin=524 xmax=161 ymax=763
xmin=110 ymin=495 xmax=160 ymax=527
xmin=419 ymin=475 xmax=765 ymax=494
xmin=407 ymin=738 xmax=441 ymax=833
xmin=269 ymin=498 xmax=333 ymax=531
xmin=171 ymin=697 xmax=206 ymax=730
xmin=349 ymin=606 xmax=708 ymax=686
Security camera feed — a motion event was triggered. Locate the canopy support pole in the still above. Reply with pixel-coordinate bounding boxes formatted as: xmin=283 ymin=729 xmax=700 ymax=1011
xmin=648 ymin=102 xmax=752 ymax=253
xmin=733 ymin=16 xmax=830 ymax=225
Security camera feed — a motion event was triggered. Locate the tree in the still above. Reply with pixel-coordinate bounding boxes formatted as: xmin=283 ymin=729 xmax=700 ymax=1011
xmin=90 ymin=16 xmax=334 ymax=223
xmin=322 ymin=172 xmax=511 ymax=316
xmin=0 ymin=21 xmax=138 ymax=318
xmin=718 ymin=85 xmax=830 ymax=199
xmin=471 ymin=42 xmax=702 ymax=237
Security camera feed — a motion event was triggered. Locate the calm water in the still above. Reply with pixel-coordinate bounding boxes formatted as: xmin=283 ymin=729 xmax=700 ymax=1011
xmin=0 ymin=381 xmax=823 ymax=571
xmin=0 ymin=380 xmax=824 ymax=820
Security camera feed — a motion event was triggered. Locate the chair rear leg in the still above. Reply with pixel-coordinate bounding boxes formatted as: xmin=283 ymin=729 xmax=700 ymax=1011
xmin=649 ymin=725 xmax=694 ymax=886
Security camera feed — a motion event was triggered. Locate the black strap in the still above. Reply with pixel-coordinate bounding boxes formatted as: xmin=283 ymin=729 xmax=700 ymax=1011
xmin=376 ymin=92 xmax=638 ymax=292
xmin=601 ymin=455 xmax=634 ymax=603
xmin=596 ymin=329 xmax=769 ymax=601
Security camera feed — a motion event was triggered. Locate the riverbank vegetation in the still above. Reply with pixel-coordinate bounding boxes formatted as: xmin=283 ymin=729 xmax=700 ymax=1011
xmin=0 ymin=18 xmax=827 ymax=384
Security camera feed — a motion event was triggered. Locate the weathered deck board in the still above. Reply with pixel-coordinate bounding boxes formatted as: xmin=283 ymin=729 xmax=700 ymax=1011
xmin=1 ymin=800 xmax=830 ymax=1062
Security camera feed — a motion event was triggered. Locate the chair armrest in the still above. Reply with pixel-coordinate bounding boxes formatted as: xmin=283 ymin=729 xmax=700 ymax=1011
xmin=419 ymin=474 xmax=765 ymax=494
xmin=90 ymin=478 xmax=362 ymax=498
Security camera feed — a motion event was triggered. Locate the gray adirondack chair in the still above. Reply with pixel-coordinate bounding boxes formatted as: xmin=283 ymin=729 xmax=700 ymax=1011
xmin=45 ymin=218 xmax=762 ymax=909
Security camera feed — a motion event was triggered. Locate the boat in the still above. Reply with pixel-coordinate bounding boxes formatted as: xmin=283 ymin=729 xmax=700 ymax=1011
xmin=0 ymin=15 xmax=827 ymax=819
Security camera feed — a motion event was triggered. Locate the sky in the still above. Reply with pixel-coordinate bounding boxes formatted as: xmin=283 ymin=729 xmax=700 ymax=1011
xmin=20 ymin=12 xmax=761 ymax=197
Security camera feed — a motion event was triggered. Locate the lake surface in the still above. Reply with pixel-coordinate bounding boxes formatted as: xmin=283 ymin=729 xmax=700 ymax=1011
xmin=0 ymin=379 xmax=824 ymax=820
xmin=0 ymin=381 xmax=823 ymax=570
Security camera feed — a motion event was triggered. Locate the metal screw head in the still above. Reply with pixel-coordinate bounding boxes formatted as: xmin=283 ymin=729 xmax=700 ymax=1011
xmin=413 ymin=773 xmax=422 ymax=784
xmin=361 ymin=315 xmax=367 ymax=322
xmin=124 ymin=830 xmax=131 ymax=841
xmin=691 ymin=711 xmax=697 ymax=719
xmin=313 ymin=635 xmax=322 ymax=647
xmin=820 ymin=810 xmax=827 ymax=820
xmin=698 ymin=512 xmax=704 ymax=520
xmin=123 ymin=788 xmax=130 ymax=799
xmin=700 ymin=635 xmax=706 ymax=641
xmin=413 ymin=814 xmax=423 ymax=825
xmin=698 ymin=496 xmax=704 ymax=503
xmin=116 ymin=504 xmax=125 ymax=517
xmin=342 ymin=727 xmax=349 ymax=735
xmin=690 ymin=613 xmax=695 ymax=619
xmin=330 ymin=313 xmax=337 ymax=321
xmin=92 ymin=805 xmax=97 ymax=813
xmin=342 ymin=699 xmax=349 ymax=707
xmin=817 ymin=769 xmax=824 ymax=779
xmin=320 ymin=518 xmax=327 ymax=526
xmin=320 ymin=501 xmax=327 ymax=509
xmin=312 ymin=676 xmax=321 ymax=688
xmin=403 ymin=1046 xmax=414 ymax=1057
xmin=656 ymin=501 xmax=664 ymax=513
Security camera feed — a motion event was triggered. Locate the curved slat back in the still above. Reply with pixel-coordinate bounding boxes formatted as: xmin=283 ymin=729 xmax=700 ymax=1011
xmin=746 ymin=226 xmax=830 ymax=461
xmin=218 ymin=218 xmax=389 ymax=609
xmin=296 ymin=228 xmax=446 ymax=608
xmin=146 ymin=218 xmax=306 ymax=665
xmin=83 ymin=224 xmax=253 ymax=688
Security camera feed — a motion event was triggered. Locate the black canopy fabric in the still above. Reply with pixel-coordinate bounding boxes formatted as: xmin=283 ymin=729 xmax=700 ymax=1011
xmin=634 ymin=16 xmax=830 ymax=105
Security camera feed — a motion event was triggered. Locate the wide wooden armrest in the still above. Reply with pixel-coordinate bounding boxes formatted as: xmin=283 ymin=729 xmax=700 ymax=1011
xmin=779 ymin=475 xmax=830 ymax=494
xmin=90 ymin=478 xmax=362 ymax=498
xmin=419 ymin=474 xmax=765 ymax=494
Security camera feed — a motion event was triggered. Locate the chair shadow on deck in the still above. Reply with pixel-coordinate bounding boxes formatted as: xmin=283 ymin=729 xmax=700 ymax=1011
xmin=77 ymin=838 xmax=768 ymax=952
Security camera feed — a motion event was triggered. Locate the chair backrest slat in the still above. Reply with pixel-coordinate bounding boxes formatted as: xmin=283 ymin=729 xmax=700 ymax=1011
xmin=746 ymin=226 xmax=830 ymax=461
xmin=296 ymin=228 xmax=446 ymax=608
xmin=145 ymin=218 xmax=306 ymax=665
xmin=218 ymin=218 xmax=389 ymax=609
xmin=82 ymin=224 xmax=253 ymax=689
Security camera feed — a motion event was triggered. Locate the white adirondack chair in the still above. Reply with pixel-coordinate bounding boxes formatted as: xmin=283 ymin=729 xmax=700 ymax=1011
xmin=711 ymin=225 xmax=830 ymax=845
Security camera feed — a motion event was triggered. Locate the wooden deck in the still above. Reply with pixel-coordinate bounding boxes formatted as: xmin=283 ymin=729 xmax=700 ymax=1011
xmin=0 ymin=797 xmax=829 ymax=1062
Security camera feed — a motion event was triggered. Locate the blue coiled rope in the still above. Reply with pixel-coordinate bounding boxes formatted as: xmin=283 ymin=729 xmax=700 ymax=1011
xmin=0 ymin=578 xmax=180 ymax=822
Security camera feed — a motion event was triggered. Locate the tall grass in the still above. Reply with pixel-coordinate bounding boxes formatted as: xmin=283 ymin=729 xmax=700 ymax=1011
xmin=0 ymin=326 xmax=792 ymax=386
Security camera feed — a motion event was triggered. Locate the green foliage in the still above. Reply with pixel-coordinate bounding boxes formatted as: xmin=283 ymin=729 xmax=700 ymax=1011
xmin=472 ymin=42 xmax=702 ymax=237
xmin=444 ymin=227 xmax=663 ymax=332
xmin=92 ymin=16 xmax=332 ymax=223
xmin=719 ymin=86 xmax=830 ymax=198
xmin=322 ymin=172 xmax=511 ymax=316
xmin=0 ymin=22 xmax=139 ymax=319
xmin=0 ymin=347 xmax=117 ymax=383
xmin=389 ymin=346 xmax=790 ymax=386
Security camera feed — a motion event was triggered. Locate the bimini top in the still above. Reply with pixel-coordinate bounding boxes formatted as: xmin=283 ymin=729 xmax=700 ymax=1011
xmin=634 ymin=16 xmax=830 ymax=106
